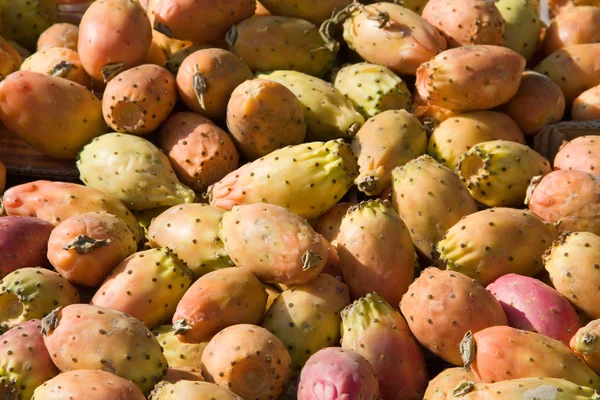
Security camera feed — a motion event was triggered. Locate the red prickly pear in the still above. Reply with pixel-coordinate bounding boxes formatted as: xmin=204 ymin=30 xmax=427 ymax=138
xmin=487 ymin=273 xmax=582 ymax=345
xmin=150 ymin=380 xmax=243 ymax=400
xmin=553 ymin=136 xmax=600 ymax=174
xmin=37 ymin=23 xmax=79 ymax=51
xmin=20 ymin=47 xmax=90 ymax=87
xmin=341 ymin=293 xmax=428 ymax=400
xmin=400 ymin=267 xmax=508 ymax=366
xmin=544 ymin=6 xmax=600 ymax=55
xmin=297 ymin=347 xmax=379 ymax=400
xmin=571 ymin=319 xmax=600 ymax=375
xmin=423 ymin=367 xmax=478 ymax=400
xmin=457 ymin=377 xmax=600 ymax=399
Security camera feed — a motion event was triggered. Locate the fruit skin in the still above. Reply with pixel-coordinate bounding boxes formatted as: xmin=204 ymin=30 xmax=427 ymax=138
xmin=47 ymin=211 xmax=137 ymax=287
xmin=219 ymin=203 xmax=328 ymax=285
xmin=572 ymin=86 xmax=600 ymax=121
xmin=0 ymin=0 xmax=56 ymax=50
xmin=152 ymin=325 xmax=207 ymax=379
xmin=227 ymin=16 xmax=336 ymax=78
xmin=503 ymin=71 xmax=566 ymax=135
xmin=150 ymin=29 xmax=195 ymax=58
xmin=172 ymin=267 xmax=267 ymax=343
xmin=0 ymin=161 xmax=4 ymax=194
xmin=0 ymin=216 xmax=54 ymax=279
xmin=261 ymin=274 xmax=351 ymax=373
xmin=164 ymin=43 xmax=211 ymax=75
xmin=78 ymin=0 xmax=152 ymax=82
xmin=37 ymin=23 xmax=79 ymax=51
xmin=0 ymin=37 xmax=22 ymax=81
xmin=391 ymin=154 xmax=478 ymax=263
xmin=20 ymin=47 xmax=90 ymax=87
xmin=421 ymin=0 xmax=504 ymax=48
xmin=486 ymin=273 xmax=582 ymax=345
xmin=495 ymin=0 xmax=541 ymax=61
xmin=535 ymin=43 xmax=600 ymax=103
xmin=297 ymin=347 xmax=379 ymax=400
xmin=158 ymin=112 xmax=240 ymax=194
xmin=150 ymin=380 xmax=243 ymax=400
xmin=0 ymin=319 xmax=59 ymax=400
xmin=427 ymin=111 xmax=525 ymax=170
xmin=554 ymin=135 xmax=600 ymax=173
xmin=352 ymin=110 xmax=427 ymax=196
xmin=2 ymin=180 xmax=144 ymax=244
xmin=200 ymin=324 xmax=293 ymax=399
xmin=544 ymin=232 xmax=600 ymax=320
xmin=400 ymin=267 xmax=508 ymax=366
xmin=314 ymin=202 xmax=354 ymax=244
xmin=572 ymin=319 xmax=600 ymax=375
xmin=148 ymin=0 xmax=255 ymax=44
xmin=423 ymin=367 xmax=477 ymax=400
xmin=0 ymin=267 xmax=80 ymax=331
xmin=258 ymin=70 xmax=365 ymax=141
xmin=0 ymin=71 xmax=107 ymax=160
xmin=544 ymin=6 xmax=600 ymax=55
xmin=341 ymin=293 xmax=428 ymax=400
xmin=176 ymin=48 xmax=253 ymax=120
xmin=258 ymin=0 xmax=352 ymax=25
xmin=526 ymin=170 xmax=600 ymax=235
xmin=417 ymin=45 xmax=526 ymax=112
xmin=458 ymin=377 xmax=600 ymax=399
xmin=102 ymin=64 xmax=177 ymax=135
xmin=77 ymin=133 xmax=196 ymax=211
xmin=437 ymin=207 xmax=559 ymax=286
xmin=41 ymin=304 xmax=168 ymax=394
xmin=341 ymin=2 xmax=447 ymax=76
xmin=209 ymin=140 xmax=358 ymax=220
xmin=31 ymin=370 xmax=146 ymax=400
xmin=461 ymin=326 xmax=600 ymax=389
xmin=456 ymin=140 xmax=552 ymax=207
xmin=226 ymin=78 xmax=306 ymax=161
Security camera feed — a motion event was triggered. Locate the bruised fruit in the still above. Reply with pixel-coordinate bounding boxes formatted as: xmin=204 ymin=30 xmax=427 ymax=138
xmin=553 ymin=135 xmax=600 ymax=173
xmin=37 ymin=23 xmax=79 ymax=51
xmin=150 ymin=381 xmax=243 ymax=400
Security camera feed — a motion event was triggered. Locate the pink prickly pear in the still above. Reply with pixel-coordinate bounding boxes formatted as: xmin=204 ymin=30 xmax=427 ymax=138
xmin=553 ymin=136 xmax=600 ymax=174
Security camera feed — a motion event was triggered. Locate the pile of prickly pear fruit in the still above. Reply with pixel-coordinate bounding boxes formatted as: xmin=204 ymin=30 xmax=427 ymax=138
xmin=3 ymin=0 xmax=600 ymax=398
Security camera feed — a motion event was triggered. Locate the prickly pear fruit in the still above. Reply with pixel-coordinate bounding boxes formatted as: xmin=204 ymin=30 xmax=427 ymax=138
xmin=495 ymin=0 xmax=541 ymax=61
xmin=437 ymin=207 xmax=559 ymax=286
xmin=209 ymin=140 xmax=358 ymax=219
xmin=201 ymin=324 xmax=293 ymax=399
xmin=0 ymin=268 xmax=80 ymax=331
xmin=423 ymin=367 xmax=477 ymax=400
xmin=544 ymin=232 xmax=600 ymax=319
xmin=461 ymin=326 xmax=600 ymax=389
xmin=164 ymin=43 xmax=208 ymax=75
xmin=219 ymin=203 xmax=328 ymax=285
xmin=152 ymin=325 xmax=207 ymax=378
xmin=314 ymin=202 xmax=354 ymax=244
xmin=0 ymin=0 xmax=56 ymax=50
xmin=77 ymin=133 xmax=196 ymax=210
xmin=297 ymin=347 xmax=379 ymax=400
xmin=150 ymin=29 xmax=195 ymax=58
xmin=337 ymin=2 xmax=447 ymax=76
xmin=544 ymin=6 xmax=600 ymax=55
xmin=42 ymin=304 xmax=167 ymax=394
xmin=400 ymin=267 xmax=507 ymax=365
xmin=32 ymin=370 xmax=146 ymax=400
xmin=456 ymin=140 xmax=552 ymax=207
xmin=2 ymin=180 xmax=144 ymax=243
xmin=333 ymin=62 xmax=412 ymax=119
xmin=261 ymin=274 xmax=350 ymax=373
xmin=427 ymin=111 xmax=525 ymax=170
xmin=258 ymin=70 xmax=365 ymax=141
xmin=158 ymin=112 xmax=239 ymax=194
xmin=0 ymin=71 xmax=107 ymax=160
xmin=226 ymin=79 xmax=306 ymax=161
xmin=20 ymin=47 xmax=90 ymax=87
xmin=6 ymin=41 xmax=29 ymax=62
xmin=535 ymin=43 xmax=600 ymax=102
xmin=173 ymin=267 xmax=267 ymax=343
xmin=227 ymin=16 xmax=336 ymax=78
xmin=47 ymin=211 xmax=137 ymax=287
xmin=91 ymin=248 xmax=192 ymax=328
xmin=102 ymin=64 xmax=176 ymax=135
xmin=572 ymin=319 xmax=600 ymax=375
xmin=503 ymin=71 xmax=566 ymax=135
xmin=148 ymin=0 xmax=255 ymax=44
xmin=341 ymin=293 xmax=428 ymax=400
xmin=526 ymin=170 xmax=600 ymax=235
xmin=336 ymin=200 xmax=417 ymax=305
xmin=0 ymin=37 xmax=22 ymax=80
xmin=391 ymin=155 xmax=477 ymax=262
xmin=258 ymin=0 xmax=352 ymax=24
xmin=458 ymin=377 xmax=600 ymax=399
xmin=37 ymin=23 xmax=79 ymax=51
xmin=0 ymin=216 xmax=54 ymax=279
xmin=150 ymin=380 xmax=243 ymax=400
xmin=0 ymin=161 xmax=4 ymax=194
xmin=78 ymin=0 xmax=152 ymax=82
xmin=422 ymin=0 xmax=504 ymax=48
xmin=0 ymin=320 xmax=59 ymax=400
xmin=572 ymin=86 xmax=600 ymax=121
xmin=487 ymin=273 xmax=582 ymax=345
xmin=352 ymin=110 xmax=427 ymax=196
xmin=554 ymin=136 xmax=600 ymax=174
xmin=176 ymin=49 xmax=253 ymax=120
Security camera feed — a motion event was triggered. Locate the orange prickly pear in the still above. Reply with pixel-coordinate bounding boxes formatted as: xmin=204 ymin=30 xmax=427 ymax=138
xmin=553 ymin=136 xmax=600 ymax=174
xmin=37 ymin=23 xmax=79 ymax=51
xmin=424 ymin=367 xmax=478 ymax=400
xmin=150 ymin=381 xmax=242 ymax=400
xmin=20 ymin=47 xmax=91 ymax=87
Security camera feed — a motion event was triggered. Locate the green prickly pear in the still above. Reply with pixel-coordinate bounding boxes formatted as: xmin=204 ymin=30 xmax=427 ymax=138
xmin=261 ymin=274 xmax=351 ymax=373
xmin=495 ymin=0 xmax=541 ymax=61
xmin=0 ymin=268 xmax=80 ymax=331
xmin=150 ymin=380 xmax=243 ymax=400
xmin=77 ymin=133 xmax=196 ymax=211
xmin=152 ymin=325 xmax=207 ymax=379
xmin=209 ymin=140 xmax=358 ymax=220
xmin=257 ymin=70 xmax=365 ymax=141
xmin=91 ymin=248 xmax=193 ymax=329
xmin=0 ymin=0 xmax=58 ymax=49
